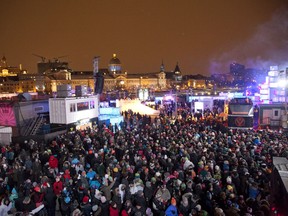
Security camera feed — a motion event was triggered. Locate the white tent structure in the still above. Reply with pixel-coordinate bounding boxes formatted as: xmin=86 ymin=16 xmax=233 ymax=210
xmin=118 ymin=99 xmax=160 ymax=116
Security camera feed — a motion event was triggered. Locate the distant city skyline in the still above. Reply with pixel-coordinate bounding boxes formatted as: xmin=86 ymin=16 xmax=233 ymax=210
xmin=1 ymin=0 xmax=288 ymax=75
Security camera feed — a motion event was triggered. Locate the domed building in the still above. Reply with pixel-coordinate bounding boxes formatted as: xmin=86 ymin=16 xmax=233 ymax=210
xmin=108 ymin=54 xmax=122 ymax=75
xmin=69 ymin=54 xmax=181 ymax=97
xmin=100 ymin=54 xmax=169 ymax=93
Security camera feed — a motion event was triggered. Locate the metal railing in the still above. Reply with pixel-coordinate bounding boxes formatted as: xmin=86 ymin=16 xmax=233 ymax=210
xmin=30 ymin=116 xmax=44 ymax=135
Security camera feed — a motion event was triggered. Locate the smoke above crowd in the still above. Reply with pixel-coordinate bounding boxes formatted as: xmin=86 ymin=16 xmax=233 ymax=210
xmin=210 ymin=7 xmax=288 ymax=74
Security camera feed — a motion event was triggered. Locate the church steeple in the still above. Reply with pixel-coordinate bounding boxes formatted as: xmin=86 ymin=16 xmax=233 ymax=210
xmin=174 ymin=62 xmax=181 ymax=75
xmin=160 ymin=60 xmax=165 ymax=72
xmin=1 ymin=55 xmax=7 ymax=68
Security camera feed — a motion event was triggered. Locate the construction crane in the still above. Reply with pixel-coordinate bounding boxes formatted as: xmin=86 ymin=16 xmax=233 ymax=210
xmin=53 ymin=55 xmax=68 ymax=63
xmin=33 ymin=54 xmax=68 ymax=63
xmin=32 ymin=54 xmax=46 ymax=62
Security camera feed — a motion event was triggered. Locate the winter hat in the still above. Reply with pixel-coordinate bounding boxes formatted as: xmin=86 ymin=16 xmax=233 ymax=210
xmin=12 ymin=188 xmax=17 ymax=194
xmin=146 ymin=208 xmax=153 ymax=216
xmin=42 ymin=182 xmax=48 ymax=187
xmin=247 ymin=207 xmax=252 ymax=213
xmin=64 ymin=196 xmax=71 ymax=203
xmin=92 ymin=205 xmax=98 ymax=212
xmin=214 ymin=207 xmax=224 ymax=215
xmin=195 ymin=204 xmax=201 ymax=212
xmin=182 ymin=197 xmax=188 ymax=206
xmin=23 ymin=197 xmax=31 ymax=204
xmin=226 ymin=176 xmax=232 ymax=184
xmin=34 ymin=186 xmax=41 ymax=193
xmin=145 ymin=181 xmax=151 ymax=187
xmin=227 ymin=185 xmax=233 ymax=191
xmin=82 ymin=196 xmax=89 ymax=203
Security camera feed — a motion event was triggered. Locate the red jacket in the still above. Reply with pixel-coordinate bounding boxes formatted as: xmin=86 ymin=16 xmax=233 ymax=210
xmin=109 ymin=206 xmax=119 ymax=216
xmin=121 ymin=209 xmax=129 ymax=216
xmin=49 ymin=156 xmax=58 ymax=168
xmin=53 ymin=181 xmax=63 ymax=196
xmin=63 ymin=170 xmax=71 ymax=180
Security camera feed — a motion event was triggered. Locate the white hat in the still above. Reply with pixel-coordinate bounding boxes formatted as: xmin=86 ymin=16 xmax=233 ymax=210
xmin=226 ymin=176 xmax=232 ymax=184
xmin=92 ymin=205 xmax=98 ymax=212
xmin=195 ymin=204 xmax=201 ymax=211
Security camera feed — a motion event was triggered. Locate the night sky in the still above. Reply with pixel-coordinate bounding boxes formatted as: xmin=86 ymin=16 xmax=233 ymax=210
xmin=1 ymin=0 xmax=288 ymax=75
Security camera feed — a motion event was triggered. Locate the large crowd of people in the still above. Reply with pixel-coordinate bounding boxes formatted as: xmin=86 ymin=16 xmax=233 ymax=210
xmin=0 ymin=107 xmax=287 ymax=216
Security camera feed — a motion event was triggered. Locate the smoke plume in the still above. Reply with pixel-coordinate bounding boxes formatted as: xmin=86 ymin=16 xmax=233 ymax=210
xmin=210 ymin=7 xmax=288 ymax=74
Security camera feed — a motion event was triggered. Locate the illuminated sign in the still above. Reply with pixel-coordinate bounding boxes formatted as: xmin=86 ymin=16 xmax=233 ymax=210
xmin=0 ymin=103 xmax=16 ymax=126
xmin=228 ymin=116 xmax=253 ymax=128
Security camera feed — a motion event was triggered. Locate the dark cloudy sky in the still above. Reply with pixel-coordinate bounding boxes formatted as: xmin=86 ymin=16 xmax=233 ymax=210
xmin=1 ymin=0 xmax=288 ymax=75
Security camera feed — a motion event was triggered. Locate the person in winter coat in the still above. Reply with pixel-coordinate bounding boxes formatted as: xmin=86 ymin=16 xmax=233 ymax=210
xmin=100 ymin=175 xmax=116 ymax=201
xmin=132 ymin=201 xmax=147 ymax=216
xmin=98 ymin=196 xmax=110 ymax=216
xmin=80 ymin=195 xmax=92 ymax=216
xmin=32 ymin=158 xmax=42 ymax=182
xmin=121 ymin=199 xmax=133 ymax=216
xmin=109 ymin=201 xmax=119 ymax=216
xmin=248 ymin=182 xmax=260 ymax=200
xmin=9 ymin=188 xmax=18 ymax=209
xmin=133 ymin=190 xmax=147 ymax=209
xmin=22 ymin=196 xmax=36 ymax=213
xmin=0 ymin=198 xmax=12 ymax=216
xmin=63 ymin=169 xmax=71 ymax=183
xmin=31 ymin=186 xmax=44 ymax=207
xmin=152 ymin=194 xmax=166 ymax=216
xmin=53 ymin=176 xmax=63 ymax=196
xmin=49 ymin=155 xmax=58 ymax=168
xmin=44 ymin=186 xmax=57 ymax=216
xmin=111 ymin=187 xmax=122 ymax=211
xmin=144 ymin=181 xmax=154 ymax=206
xmin=178 ymin=196 xmax=190 ymax=216
xmin=165 ymin=197 xmax=178 ymax=216
xmin=60 ymin=196 xmax=72 ymax=216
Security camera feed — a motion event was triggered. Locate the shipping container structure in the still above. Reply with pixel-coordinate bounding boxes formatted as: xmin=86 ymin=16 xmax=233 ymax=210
xmin=49 ymin=96 xmax=99 ymax=125
xmin=258 ymin=103 xmax=286 ymax=129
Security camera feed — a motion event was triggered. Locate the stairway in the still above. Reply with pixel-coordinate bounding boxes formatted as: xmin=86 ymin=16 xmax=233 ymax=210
xmin=30 ymin=116 xmax=44 ymax=135
xmin=23 ymin=117 xmax=37 ymax=136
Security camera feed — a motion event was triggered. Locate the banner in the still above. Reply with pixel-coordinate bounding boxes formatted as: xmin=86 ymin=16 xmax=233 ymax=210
xmin=228 ymin=115 xmax=253 ymax=128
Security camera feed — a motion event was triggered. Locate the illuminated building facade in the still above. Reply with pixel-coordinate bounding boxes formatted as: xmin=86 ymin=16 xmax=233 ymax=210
xmin=0 ymin=54 xmax=239 ymax=97
xmin=71 ymin=54 xmax=171 ymax=94
xmin=0 ymin=56 xmax=36 ymax=93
